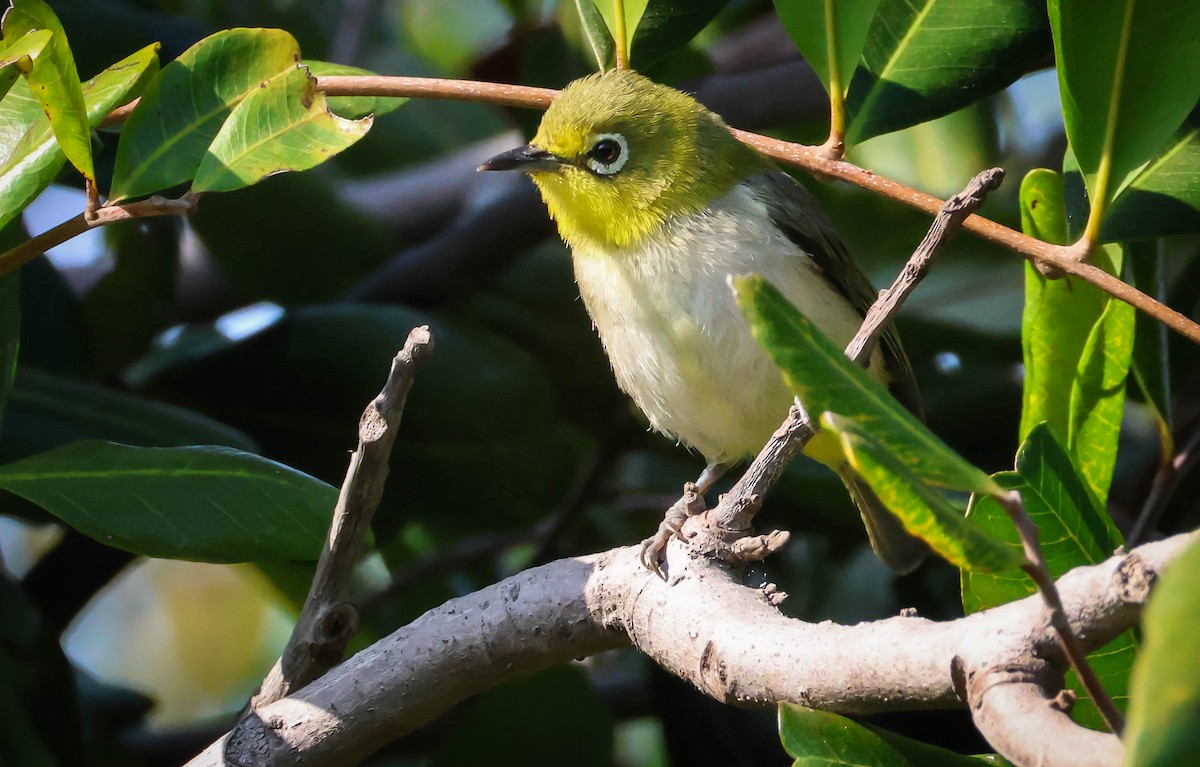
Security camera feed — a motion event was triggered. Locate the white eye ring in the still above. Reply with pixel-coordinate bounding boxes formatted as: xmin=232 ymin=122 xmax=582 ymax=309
xmin=586 ymin=132 xmax=629 ymax=175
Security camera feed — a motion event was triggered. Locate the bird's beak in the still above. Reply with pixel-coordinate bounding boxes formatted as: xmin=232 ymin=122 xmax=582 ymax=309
xmin=477 ymin=144 xmax=564 ymax=173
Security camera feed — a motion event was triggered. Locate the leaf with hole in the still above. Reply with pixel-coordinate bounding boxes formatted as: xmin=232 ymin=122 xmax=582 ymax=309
xmin=733 ymin=274 xmax=999 ymax=494
xmin=111 ymin=27 xmax=301 ymax=201
xmin=0 ymin=28 xmax=50 ymax=102
xmin=191 ymin=64 xmax=371 ymax=194
xmin=301 ymin=60 xmax=407 ymax=120
xmin=0 ymin=441 xmax=336 ymax=562
xmin=2 ymin=0 xmax=93 ymax=185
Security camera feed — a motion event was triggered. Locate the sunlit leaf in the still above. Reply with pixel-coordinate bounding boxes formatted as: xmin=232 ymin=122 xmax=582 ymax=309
xmin=111 ymin=28 xmax=301 ymax=201
xmin=962 ymin=425 xmax=1132 ymax=728
xmin=824 ymin=414 xmax=1021 ymax=573
xmin=0 ymin=28 xmax=51 ymax=102
xmin=0 ymin=44 xmax=158 ymax=232
xmin=1049 ymin=0 xmax=1200 ymax=229
xmin=2 ymin=0 xmax=94 ymax=184
xmin=192 ymin=64 xmax=371 ymax=194
xmin=734 ymin=274 xmax=999 ymax=494
xmin=1124 ymin=535 xmax=1200 ymax=767
xmin=845 ymin=0 xmax=1049 ymax=143
xmin=301 ymin=60 xmax=407 ymax=119
xmin=0 ymin=441 xmax=336 ymax=562
xmin=1101 ymin=104 xmax=1200 ymax=242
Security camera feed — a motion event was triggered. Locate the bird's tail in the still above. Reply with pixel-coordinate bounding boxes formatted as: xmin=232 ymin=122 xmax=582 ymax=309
xmin=839 ymin=469 xmax=928 ymax=574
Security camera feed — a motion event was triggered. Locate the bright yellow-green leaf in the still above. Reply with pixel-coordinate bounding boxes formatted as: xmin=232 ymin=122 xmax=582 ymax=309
xmin=0 ymin=28 xmax=50 ymax=102
xmin=2 ymin=0 xmax=93 ymax=183
xmin=111 ymin=28 xmax=301 ymax=201
xmin=773 ymin=0 xmax=879 ymax=99
xmin=0 ymin=44 xmax=159 ymax=233
xmin=734 ymin=274 xmax=1000 ymax=495
xmin=191 ymin=65 xmax=371 ymax=194
xmin=823 ymin=414 xmax=1021 ymax=572
xmin=1123 ymin=535 xmax=1200 ymax=767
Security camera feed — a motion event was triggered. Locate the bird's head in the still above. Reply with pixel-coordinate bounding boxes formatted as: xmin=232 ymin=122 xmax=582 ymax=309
xmin=480 ymin=70 xmax=764 ymax=250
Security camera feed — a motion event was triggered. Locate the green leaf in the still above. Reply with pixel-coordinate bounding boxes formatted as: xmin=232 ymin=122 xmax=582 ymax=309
xmin=1048 ymin=0 xmax=1200 ymax=236
xmin=0 ymin=441 xmax=336 ymax=562
xmin=574 ymin=0 xmax=614 ymax=70
xmin=191 ymin=64 xmax=371 ymax=194
xmin=823 ymin=413 xmax=1021 ymax=572
xmin=0 ymin=43 xmax=159 ymax=232
xmin=733 ymin=274 xmax=999 ymax=495
xmin=845 ymin=0 xmax=1049 ymax=144
xmin=2 ymin=0 xmax=94 ymax=184
xmin=1101 ymin=104 xmax=1200 ymax=242
xmin=962 ymin=425 xmax=1133 ymax=728
xmin=590 ymin=0 xmax=728 ymax=69
xmin=773 ymin=0 xmax=879 ymax=99
xmin=1127 ymin=241 xmax=1172 ymax=458
xmin=1 ymin=368 xmax=259 ymax=462
xmin=1124 ymin=535 xmax=1200 ymax=767
xmin=1066 ymin=270 xmax=1135 ymax=505
xmin=0 ymin=28 xmax=51 ymax=102
xmin=779 ymin=704 xmax=1012 ymax=766
xmin=111 ymin=28 xmax=301 ymax=201
xmin=300 ymin=60 xmax=407 ymax=119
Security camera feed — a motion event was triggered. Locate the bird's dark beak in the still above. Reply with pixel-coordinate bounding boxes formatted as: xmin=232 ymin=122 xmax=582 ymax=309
xmin=477 ymin=144 xmax=563 ymax=172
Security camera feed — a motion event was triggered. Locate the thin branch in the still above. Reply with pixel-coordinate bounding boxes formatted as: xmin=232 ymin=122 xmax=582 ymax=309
xmin=996 ymin=491 xmax=1125 ymax=734
xmin=708 ymin=168 xmax=1004 ymax=538
xmin=193 ymin=532 xmax=1193 ymax=767
xmin=94 ymin=76 xmax=1200 ymax=346
xmin=1129 ymin=424 xmax=1200 ymax=546
xmin=0 ymin=194 xmax=198 ymax=276
xmin=246 ymin=326 xmax=435 ymax=711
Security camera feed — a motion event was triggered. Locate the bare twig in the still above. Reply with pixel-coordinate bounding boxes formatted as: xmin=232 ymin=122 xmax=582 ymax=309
xmin=995 ymin=491 xmax=1125 ymax=734
xmin=0 ymin=193 xmax=198 ymax=276
xmin=196 ymin=532 xmax=1192 ymax=767
xmin=245 ymin=326 xmax=434 ymax=712
xmin=1129 ymin=425 xmax=1200 ymax=546
xmin=708 ymin=168 xmax=1004 ymax=537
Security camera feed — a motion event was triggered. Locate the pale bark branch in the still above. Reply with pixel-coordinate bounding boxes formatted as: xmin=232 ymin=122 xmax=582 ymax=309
xmin=189 ymin=532 xmax=1192 ymax=767
xmin=246 ymin=327 xmax=434 ymax=710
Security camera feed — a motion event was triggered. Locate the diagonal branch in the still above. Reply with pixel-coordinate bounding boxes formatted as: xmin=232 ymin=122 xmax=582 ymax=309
xmin=245 ymin=326 xmax=434 ymax=712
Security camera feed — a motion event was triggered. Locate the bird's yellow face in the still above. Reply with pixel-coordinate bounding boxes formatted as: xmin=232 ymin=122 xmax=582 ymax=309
xmin=481 ymin=70 xmax=765 ymax=251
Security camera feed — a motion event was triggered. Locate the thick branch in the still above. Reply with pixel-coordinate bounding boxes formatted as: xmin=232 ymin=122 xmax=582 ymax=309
xmin=191 ymin=533 xmax=1192 ymax=767
xmin=247 ymin=327 xmax=434 ymax=710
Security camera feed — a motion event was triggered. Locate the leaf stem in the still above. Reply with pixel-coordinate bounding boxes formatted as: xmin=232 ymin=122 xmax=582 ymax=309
xmin=612 ymin=0 xmax=629 ymax=70
xmin=996 ymin=490 xmax=1125 ymax=734
xmin=821 ymin=0 xmax=846 ymax=158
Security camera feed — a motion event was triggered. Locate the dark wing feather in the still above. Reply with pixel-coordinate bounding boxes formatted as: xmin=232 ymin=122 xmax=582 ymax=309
xmin=744 ymin=171 xmax=923 ymax=419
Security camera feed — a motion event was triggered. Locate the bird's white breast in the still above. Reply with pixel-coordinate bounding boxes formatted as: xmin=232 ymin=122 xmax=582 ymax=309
xmin=571 ymin=182 xmax=871 ymax=462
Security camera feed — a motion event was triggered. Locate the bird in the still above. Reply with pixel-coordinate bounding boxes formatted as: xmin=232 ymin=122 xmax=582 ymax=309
xmin=479 ymin=69 xmax=926 ymax=575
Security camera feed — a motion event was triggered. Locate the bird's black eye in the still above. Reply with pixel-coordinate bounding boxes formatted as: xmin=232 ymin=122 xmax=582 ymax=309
xmin=585 ymin=132 xmax=629 ymax=175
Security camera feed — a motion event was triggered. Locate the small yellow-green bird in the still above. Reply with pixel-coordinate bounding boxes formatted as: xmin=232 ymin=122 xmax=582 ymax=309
xmin=480 ymin=69 xmax=926 ymax=574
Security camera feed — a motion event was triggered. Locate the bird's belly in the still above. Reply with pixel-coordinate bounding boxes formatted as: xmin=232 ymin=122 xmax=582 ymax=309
xmin=572 ymin=209 xmax=868 ymax=463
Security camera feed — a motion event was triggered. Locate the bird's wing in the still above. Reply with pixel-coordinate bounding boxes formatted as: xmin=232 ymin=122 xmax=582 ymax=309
xmin=744 ymin=170 xmax=923 ymax=419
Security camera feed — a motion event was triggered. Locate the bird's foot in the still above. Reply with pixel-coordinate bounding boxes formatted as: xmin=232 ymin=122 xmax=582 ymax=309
xmin=639 ymin=483 xmax=706 ymax=579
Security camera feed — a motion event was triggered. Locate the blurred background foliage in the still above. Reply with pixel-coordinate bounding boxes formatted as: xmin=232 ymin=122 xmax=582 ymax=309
xmin=3 ymin=1 xmax=1199 ymax=766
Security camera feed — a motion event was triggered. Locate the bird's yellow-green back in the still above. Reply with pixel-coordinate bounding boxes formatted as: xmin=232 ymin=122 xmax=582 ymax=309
xmin=526 ymin=70 xmax=767 ymax=250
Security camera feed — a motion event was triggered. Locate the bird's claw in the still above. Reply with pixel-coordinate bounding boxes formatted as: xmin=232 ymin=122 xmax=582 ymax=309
xmin=639 ymin=504 xmax=689 ymax=579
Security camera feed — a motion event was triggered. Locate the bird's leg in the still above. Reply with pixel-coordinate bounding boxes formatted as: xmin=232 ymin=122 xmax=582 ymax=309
xmin=639 ymin=462 xmax=731 ymax=578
